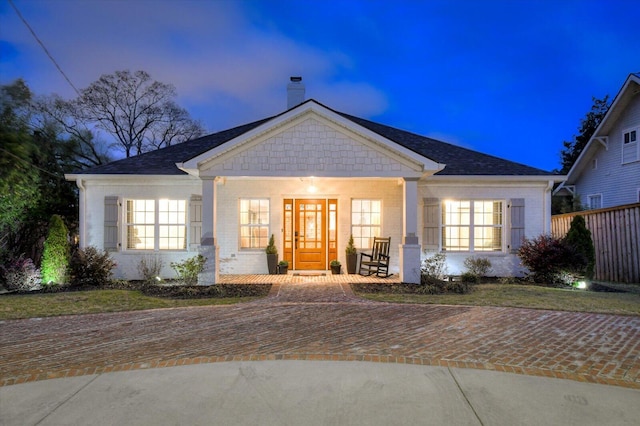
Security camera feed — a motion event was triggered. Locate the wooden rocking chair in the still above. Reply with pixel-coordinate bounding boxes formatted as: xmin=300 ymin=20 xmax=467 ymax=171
xmin=358 ymin=237 xmax=392 ymax=278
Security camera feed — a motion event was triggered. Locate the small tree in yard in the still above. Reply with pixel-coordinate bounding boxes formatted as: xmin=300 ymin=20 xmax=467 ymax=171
xmin=41 ymin=215 xmax=70 ymax=284
xmin=564 ymin=215 xmax=595 ymax=279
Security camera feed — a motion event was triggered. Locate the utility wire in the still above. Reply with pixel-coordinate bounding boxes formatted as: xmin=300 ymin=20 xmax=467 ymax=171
xmin=0 ymin=147 xmax=67 ymax=180
xmin=7 ymin=0 xmax=81 ymax=96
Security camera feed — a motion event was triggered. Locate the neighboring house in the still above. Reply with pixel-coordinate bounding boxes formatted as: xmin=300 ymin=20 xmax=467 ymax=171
xmin=555 ymin=73 xmax=640 ymax=209
xmin=66 ymin=79 xmax=563 ymax=284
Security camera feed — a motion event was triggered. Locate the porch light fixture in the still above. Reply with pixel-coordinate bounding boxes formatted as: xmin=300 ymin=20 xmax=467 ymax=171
xmin=307 ymin=177 xmax=317 ymax=193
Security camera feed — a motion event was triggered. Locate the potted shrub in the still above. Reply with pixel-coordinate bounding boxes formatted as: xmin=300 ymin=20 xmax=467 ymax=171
xmin=345 ymin=235 xmax=357 ymax=274
xmin=330 ymin=259 xmax=341 ymax=274
xmin=278 ymin=260 xmax=289 ymax=275
xmin=266 ymin=234 xmax=278 ymax=275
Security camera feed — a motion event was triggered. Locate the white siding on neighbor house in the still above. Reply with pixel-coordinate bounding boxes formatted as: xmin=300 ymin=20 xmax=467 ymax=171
xmin=575 ymin=94 xmax=640 ymax=209
xmin=81 ymin=177 xmax=202 ymax=280
xmin=418 ymin=182 xmax=551 ymax=277
xmin=215 ymin=178 xmax=404 ymax=275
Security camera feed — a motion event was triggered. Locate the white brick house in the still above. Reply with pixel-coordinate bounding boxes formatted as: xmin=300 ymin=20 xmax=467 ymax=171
xmin=555 ymin=72 xmax=640 ymax=209
xmin=66 ymin=80 xmax=563 ymax=283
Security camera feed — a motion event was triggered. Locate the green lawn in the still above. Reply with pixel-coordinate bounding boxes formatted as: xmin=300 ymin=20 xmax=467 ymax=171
xmin=354 ymin=284 xmax=640 ymax=316
xmin=0 ymin=289 xmax=261 ymax=320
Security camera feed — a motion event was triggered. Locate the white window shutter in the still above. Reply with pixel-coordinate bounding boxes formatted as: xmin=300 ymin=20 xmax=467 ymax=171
xmin=189 ymin=195 xmax=202 ymax=251
xmin=509 ymin=198 xmax=525 ymax=253
xmin=422 ymin=198 xmax=440 ymax=250
xmin=104 ymin=196 xmax=120 ymax=252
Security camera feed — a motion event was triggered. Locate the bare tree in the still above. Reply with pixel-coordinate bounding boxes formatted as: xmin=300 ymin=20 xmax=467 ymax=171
xmin=34 ymin=94 xmax=111 ymax=169
xmin=77 ymin=70 xmax=204 ymax=157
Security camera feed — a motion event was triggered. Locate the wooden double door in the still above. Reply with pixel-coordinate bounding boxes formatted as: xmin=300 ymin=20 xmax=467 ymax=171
xmin=283 ymin=199 xmax=337 ymax=270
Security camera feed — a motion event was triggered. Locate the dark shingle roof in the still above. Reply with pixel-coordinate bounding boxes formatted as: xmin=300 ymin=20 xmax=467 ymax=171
xmin=76 ymin=100 xmax=554 ymax=176
xmin=77 ymin=118 xmax=272 ymax=175
xmin=337 ymin=112 xmax=554 ymax=176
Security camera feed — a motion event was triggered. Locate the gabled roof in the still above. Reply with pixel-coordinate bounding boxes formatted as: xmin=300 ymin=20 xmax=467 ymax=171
xmin=72 ymin=99 xmax=556 ymax=177
xmin=561 ymin=72 xmax=640 ymax=186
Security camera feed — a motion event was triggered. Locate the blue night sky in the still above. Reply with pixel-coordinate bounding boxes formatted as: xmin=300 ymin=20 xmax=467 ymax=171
xmin=1 ymin=0 xmax=639 ymax=172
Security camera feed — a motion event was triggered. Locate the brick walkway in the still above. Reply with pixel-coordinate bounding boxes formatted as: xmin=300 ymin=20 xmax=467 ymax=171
xmin=1 ymin=279 xmax=639 ymax=389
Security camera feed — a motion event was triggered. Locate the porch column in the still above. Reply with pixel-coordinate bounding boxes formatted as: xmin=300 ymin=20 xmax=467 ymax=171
xmin=400 ymin=177 xmax=421 ymax=284
xmin=198 ymin=177 xmax=219 ymax=285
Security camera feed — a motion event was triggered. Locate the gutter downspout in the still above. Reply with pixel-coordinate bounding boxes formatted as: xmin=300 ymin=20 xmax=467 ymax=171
xmin=544 ymin=180 xmax=554 ymax=234
xmin=76 ymin=178 xmax=86 ymax=248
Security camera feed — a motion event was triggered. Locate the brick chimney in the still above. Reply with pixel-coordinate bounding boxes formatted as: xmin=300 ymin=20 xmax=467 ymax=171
xmin=287 ymin=76 xmax=305 ymax=109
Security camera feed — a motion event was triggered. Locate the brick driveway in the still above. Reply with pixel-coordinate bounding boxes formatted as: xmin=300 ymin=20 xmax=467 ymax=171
xmin=1 ymin=280 xmax=639 ymax=388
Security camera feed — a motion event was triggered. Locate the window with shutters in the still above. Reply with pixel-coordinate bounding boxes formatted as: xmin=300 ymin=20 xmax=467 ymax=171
xmin=442 ymin=200 xmax=504 ymax=252
xmin=125 ymin=199 xmax=186 ymax=250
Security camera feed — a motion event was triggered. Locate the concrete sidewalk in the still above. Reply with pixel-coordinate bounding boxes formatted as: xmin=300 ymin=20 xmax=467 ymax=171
xmin=2 ymin=361 xmax=639 ymax=426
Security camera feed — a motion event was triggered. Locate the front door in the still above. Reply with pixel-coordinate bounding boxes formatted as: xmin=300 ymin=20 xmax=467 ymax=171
xmin=283 ymin=198 xmax=338 ymax=270
xmin=294 ymin=199 xmax=326 ymax=270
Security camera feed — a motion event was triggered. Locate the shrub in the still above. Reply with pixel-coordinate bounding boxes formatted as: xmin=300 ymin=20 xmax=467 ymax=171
xmin=419 ymin=253 xmax=448 ymax=293
xmin=138 ymin=255 xmax=164 ymax=283
xmin=68 ymin=246 xmax=116 ymax=287
xmin=170 ymin=255 xmax=206 ymax=285
xmin=517 ymin=235 xmax=574 ymax=284
xmin=265 ymin=234 xmax=277 ymax=255
xmin=41 ymin=215 xmax=70 ymax=284
xmin=446 ymin=280 xmax=472 ymax=294
xmin=463 ymin=257 xmax=492 ymax=277
xmin=345 ymin=235 xmax=357 ymax=255
xmin=1 ymin=255 xmax=41 ymax=291
xmin=421 ymin=252 xmax=448 ymax=281
xmin=460 ymin=272 xmax=480 ymax=283
xmin=564 ymin=215 xmax=595 ymax=278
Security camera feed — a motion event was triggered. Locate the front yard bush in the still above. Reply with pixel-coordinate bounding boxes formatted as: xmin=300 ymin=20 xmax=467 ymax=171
xmin=1 ymin=254 xmax=41 ymax=291
xmin=138 ymin=255 xmax=164 ymax=284
xmin=517 ymin=235 xmax=574 ymax=284
xmin=68 ymin=246 xmax=116 ymax=287
xmin=463 ymin=257 xmax=492 ymax=277
xmin=170 ymin=255 xmax=206 ymax=285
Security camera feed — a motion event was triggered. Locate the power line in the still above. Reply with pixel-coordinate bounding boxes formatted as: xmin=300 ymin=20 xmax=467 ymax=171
xmin=0 ymin=147 xmax=66 ymax=180
xmin=7 ymin=0 xmax=81 ymax=96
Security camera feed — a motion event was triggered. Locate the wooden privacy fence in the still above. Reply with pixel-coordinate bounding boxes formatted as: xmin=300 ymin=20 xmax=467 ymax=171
xmin=551 ymin=203 xmax=640 ymax=283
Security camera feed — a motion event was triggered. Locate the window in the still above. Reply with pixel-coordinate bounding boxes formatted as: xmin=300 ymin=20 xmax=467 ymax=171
xmin=587 ymin=194 xmax=602 ymax=210
xmin=126 ymin=199 xmax=186 ymax=250
xmin=591 ymin=158 xmax=598 ymax=170
xmin=623 ymin=130 xmax=637 ymax=144
xmin=351 ymin=199 xmax=381 ymax=249
xmin=622 ymin=127 xmax=639 ymax=164
xmin=239 ymin=199 xmax=269 ymax=249
xmin=442 ymin=200 xmax=503 ymax=252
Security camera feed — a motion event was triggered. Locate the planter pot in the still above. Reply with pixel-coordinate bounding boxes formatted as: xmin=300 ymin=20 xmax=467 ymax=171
xmin=346 ymin=253 xmax=357 ymax=274
xmin=267 ymin=254 xmax=278 ymax=275
xmin=279 ymin=265 xmax=289 ymax=275
xmin=331 ymin=265 xmax=341 ymax=274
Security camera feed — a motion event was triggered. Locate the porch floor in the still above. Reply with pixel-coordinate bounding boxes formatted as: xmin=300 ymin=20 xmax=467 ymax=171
xmin=217 ymin=271 xmax=402 ymax=284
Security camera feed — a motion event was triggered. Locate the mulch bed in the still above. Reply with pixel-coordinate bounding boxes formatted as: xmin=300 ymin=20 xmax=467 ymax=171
xmin=142 ymin=283 xmax=272 ymax=299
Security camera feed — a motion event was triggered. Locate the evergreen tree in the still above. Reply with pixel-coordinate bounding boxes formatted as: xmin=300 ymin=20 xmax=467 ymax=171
xmin=564 ymin=215 xmax=595 ymax=278
xmin=559 ymin=96 xmax=610 ymax=174
xmin=41 ymin=215 xmax=70 ymax=284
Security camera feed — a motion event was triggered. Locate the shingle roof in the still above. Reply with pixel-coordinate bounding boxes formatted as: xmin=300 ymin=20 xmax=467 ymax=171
xmin=75 ymin=100 xmax=555 ymax=177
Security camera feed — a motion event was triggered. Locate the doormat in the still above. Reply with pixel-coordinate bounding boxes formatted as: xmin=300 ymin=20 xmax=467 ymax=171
xmin=293 ymin=273 xmax=326 ymax=277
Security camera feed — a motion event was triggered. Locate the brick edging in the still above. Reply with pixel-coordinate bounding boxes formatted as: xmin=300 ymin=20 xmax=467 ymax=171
xmin=2 ymin=354 xmax=638 ymax=390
